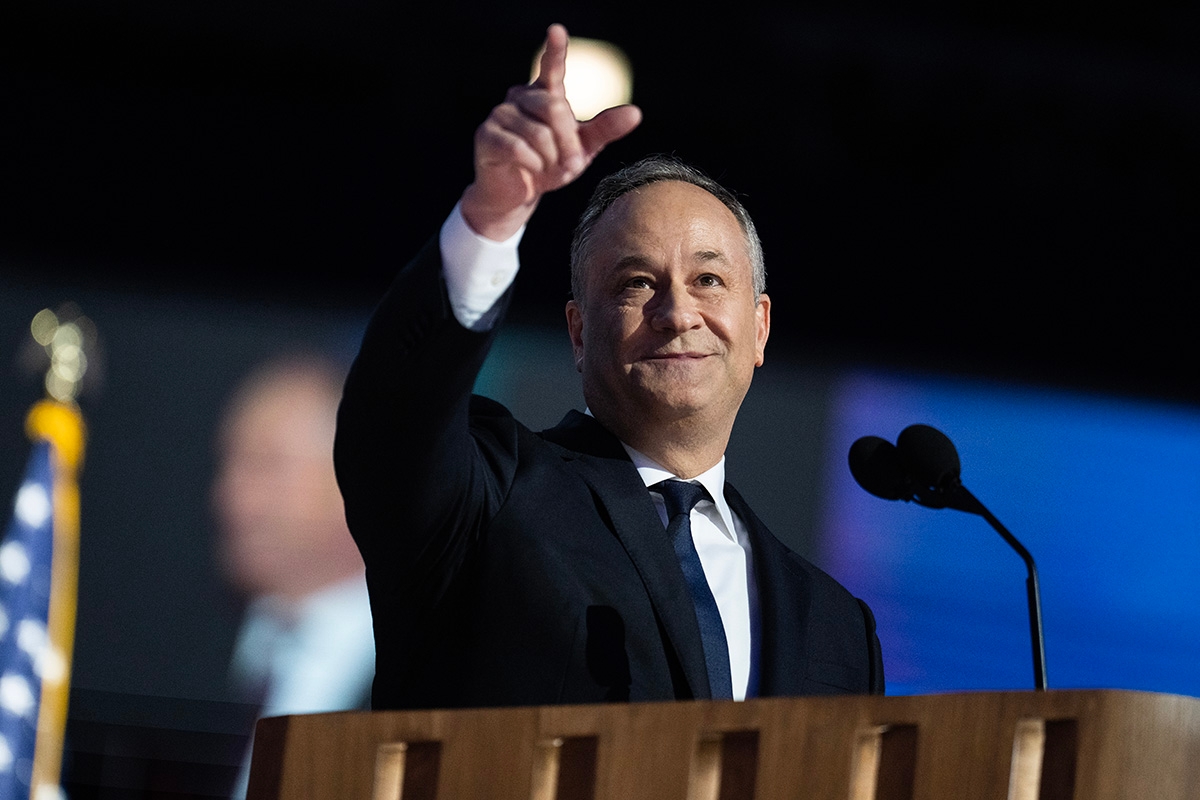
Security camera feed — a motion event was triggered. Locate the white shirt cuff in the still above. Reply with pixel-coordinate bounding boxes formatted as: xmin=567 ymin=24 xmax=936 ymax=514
xmin=439 ymin=201 xmax=524 ymax=331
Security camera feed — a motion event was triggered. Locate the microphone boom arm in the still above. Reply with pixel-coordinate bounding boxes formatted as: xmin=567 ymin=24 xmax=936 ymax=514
xmin=849 ymin=427 xmax=1049 ymax=691
xmin=951 ymin=485 xmax=1048 ymax=691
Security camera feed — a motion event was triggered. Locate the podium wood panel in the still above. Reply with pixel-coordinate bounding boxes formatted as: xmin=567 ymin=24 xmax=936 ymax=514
xmin=247 ymin=690 xmax=1200 ymax=800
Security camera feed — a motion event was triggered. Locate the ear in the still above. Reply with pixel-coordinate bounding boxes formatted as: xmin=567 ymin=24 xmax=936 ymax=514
xmin=754 ymin=293 xmax=771 ymax=367
xmin=565 ymin=300 xmax=585 ymax=372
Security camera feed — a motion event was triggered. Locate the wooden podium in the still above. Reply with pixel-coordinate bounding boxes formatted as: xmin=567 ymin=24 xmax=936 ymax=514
xmin=246 ymin=690 xmax=1200 ymax=800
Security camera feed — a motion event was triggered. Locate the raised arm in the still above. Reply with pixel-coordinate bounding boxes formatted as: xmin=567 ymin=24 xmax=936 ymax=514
xmin=460 ymin=23 xmax=642 ymax=241
xmin=336 ymin=23 xmax=640 ymax=570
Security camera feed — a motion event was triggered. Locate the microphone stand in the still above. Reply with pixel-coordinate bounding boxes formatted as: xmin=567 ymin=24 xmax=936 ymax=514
xmin=948 ymin=486 xmax=1048 ymax=691
xmin=850 ymin=428 xmax=1049 ymax=691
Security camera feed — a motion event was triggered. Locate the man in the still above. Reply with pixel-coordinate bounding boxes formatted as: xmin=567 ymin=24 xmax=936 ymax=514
xmin=334 ymin=24 xmax=883 ymax=710
xmin=213 ymin=353 xmax=374 ymax=797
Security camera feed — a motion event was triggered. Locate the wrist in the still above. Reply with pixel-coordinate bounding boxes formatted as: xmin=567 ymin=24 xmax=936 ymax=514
xmin=459 ymin=184 xmax=538 ymax=242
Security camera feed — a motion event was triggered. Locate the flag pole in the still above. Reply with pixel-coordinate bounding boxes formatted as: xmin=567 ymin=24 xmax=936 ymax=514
xmin=8 ymin=306 xmax=93 ymax=800
xmin=26 ymin=399 xmax=85 ymax=800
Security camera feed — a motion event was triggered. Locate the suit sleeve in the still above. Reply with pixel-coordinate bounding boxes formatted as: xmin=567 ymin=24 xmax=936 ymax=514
xmin=333 ymin=238 xmax=520 ymax=599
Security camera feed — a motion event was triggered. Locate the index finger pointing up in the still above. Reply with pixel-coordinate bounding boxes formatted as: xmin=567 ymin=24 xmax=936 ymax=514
xmin=531 ymin=23 xmax=569 ymax=93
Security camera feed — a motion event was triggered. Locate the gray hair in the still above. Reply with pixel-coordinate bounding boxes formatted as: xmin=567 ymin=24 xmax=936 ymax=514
xmin=568 ymin=155 xmax=767 ymax=301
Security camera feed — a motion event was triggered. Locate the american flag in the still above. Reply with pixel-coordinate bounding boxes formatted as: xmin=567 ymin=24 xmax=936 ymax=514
xmin=0 ymin=441 xmax=58 ymax=800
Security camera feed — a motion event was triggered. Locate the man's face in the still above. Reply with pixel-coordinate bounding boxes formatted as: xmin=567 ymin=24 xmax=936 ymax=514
xmin=566 ymin=180 xmax=770 ymax=433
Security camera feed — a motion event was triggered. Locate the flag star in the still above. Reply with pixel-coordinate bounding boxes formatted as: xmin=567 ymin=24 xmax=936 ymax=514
xmin=0 ymin=673 xmax=36 ymax=719
xmin=0 ymin=543 xmax=31 ymax=586
xmin=14 ymin=484 xmax=51 ymax=530
xmin=0 ymin=438 xmax=62 ymax=794
xmin=17 ymin=621 xmax=48 ymax=675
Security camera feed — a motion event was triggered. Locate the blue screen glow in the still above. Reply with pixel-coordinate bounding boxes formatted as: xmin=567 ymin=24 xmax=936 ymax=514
xmin=818 ymin=370 xmax=1200 ymax=698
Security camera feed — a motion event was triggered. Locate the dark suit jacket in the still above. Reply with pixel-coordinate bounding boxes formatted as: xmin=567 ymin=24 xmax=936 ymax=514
xmin=334 ymin=239 xmax=884 ymax=710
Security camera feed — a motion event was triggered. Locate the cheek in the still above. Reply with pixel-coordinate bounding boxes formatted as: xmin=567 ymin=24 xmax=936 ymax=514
xmin=587 ymin=309 xmax=638 ymax=354
xmin=582 ymin=294 xmax=660 ymax=362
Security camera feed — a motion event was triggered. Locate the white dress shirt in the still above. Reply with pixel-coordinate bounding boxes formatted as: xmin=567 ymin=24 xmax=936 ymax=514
xmin=622 ymin=444 xmax=760 ymax=700
xmin=439 ymin=203 xmax=760 ymax=700
xmin=440 ymin=201 xmax=522 ymax=331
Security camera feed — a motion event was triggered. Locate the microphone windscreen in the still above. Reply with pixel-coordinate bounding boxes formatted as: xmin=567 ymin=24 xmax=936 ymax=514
xmin=848 ymin=436 xmax=912 ymax=501
xmin=896 ymin=424 xmax=961 ymax=490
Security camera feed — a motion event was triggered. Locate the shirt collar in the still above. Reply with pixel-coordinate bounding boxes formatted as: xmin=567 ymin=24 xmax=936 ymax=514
xmin=621 ymin=441 xmax=736 ymax=541
xmin=582 ymin=408 xmax=736 ymax=539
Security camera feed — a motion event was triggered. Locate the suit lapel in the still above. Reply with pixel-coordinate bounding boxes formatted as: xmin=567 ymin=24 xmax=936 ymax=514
xmin=542 ymin=411 xmax=712 ymax=699
xmin=724 ymin=483 xmax=812 ymax=697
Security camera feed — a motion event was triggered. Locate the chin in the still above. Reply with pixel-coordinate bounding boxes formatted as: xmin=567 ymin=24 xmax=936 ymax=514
xmin=631 ymin=389 xmax=712 ymax=421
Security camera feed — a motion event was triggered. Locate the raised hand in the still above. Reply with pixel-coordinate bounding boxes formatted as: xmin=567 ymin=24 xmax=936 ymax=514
xmin=460 ymin=24 xmax=642 ymax=241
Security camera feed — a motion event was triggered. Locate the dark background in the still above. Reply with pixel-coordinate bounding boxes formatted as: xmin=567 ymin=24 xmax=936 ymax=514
xmin=4 ymin=0 xmax=1197 ymax=404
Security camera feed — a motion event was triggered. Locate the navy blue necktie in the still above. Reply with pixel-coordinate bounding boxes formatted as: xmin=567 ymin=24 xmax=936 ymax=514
xmin=653 ymin=479 xmax=733 ymax=700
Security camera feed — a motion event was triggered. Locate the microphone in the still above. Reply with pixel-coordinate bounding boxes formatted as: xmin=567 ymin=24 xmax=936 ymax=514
xmin=848 ymin=424 xmax=1048 ymax=691
xmin=847 ymin=436 xmax=912 ymax=501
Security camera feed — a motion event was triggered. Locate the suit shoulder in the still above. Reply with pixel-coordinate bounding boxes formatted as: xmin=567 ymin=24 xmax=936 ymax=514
xmin=778 ymin=546 xmax=853 ymax=595
xmin=468 ymin=393 xmax=514 ymax=419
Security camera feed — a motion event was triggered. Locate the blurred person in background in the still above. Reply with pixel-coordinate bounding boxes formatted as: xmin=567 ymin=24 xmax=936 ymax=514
xmin=212 ymin=352 xmax=374 ymax=798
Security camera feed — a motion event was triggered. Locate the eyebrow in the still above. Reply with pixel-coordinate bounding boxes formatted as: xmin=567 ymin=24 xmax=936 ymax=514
xmin=613 ymin=254 xmax=653 ymax=271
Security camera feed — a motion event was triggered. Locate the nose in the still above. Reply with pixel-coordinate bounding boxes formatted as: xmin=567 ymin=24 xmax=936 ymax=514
xmin=648 ymin=280 xmax=702 ymax=333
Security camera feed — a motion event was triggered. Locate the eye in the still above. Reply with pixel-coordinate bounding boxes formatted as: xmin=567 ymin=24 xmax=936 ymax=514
xmin=622 ymin=276 xmax=652 ymax=291
xmin=696 ymin=273 xmax=724 ymax=288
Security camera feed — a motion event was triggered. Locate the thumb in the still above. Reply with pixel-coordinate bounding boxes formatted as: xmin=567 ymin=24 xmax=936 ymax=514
xmin=579 ymin=104 xmax=643 ymax=159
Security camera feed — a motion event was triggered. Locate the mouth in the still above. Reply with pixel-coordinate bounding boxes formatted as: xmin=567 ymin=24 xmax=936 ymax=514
xmin=640 ymin=351 xmax=712 ymax=362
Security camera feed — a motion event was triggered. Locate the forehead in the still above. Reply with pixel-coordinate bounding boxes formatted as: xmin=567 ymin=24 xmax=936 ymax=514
xmin=587 ymin=180 xmax=749 ymax=264
xmin=220 ymin=373 xmax=339 ymax=450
